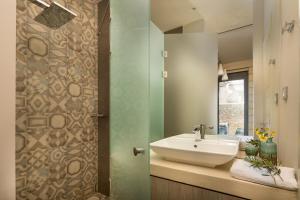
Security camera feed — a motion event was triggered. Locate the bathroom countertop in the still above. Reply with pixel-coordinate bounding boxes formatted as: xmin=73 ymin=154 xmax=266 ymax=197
xmin=150 ymin=151 xmax=297 ymax=200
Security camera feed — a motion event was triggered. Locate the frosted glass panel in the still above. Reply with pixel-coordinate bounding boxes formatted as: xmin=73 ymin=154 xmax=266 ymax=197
xmin=110 ymin=0 xmax=150 ymax=199
xmin=164 ymin=33 xmax=218 ymax=137
xmin=150 ymin=22 xmax=164 ymax=142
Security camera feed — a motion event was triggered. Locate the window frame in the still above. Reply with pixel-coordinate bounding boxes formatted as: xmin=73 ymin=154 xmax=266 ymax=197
xmin=218 ymin=71 xmax=249 ymax=136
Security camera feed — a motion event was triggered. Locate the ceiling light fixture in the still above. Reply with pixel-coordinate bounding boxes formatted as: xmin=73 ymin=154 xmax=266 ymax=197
xmin=218 ymin=63 xmax=224 ymax=76
xmin=222 ymin=69 xmax=229 ymax=81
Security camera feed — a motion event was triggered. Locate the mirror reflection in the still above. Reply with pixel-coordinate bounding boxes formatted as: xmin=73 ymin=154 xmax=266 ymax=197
xmin=151 ymin=0 xmax=254 ymax=137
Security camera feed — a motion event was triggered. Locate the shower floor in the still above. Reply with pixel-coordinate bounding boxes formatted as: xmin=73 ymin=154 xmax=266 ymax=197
xmin=89 ymin=193 xmax=109 ymax=200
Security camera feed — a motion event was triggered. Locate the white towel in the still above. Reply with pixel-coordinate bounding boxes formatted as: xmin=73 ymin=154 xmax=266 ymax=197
xmin=230 ymin=159 xmax=298 ymax=191
xmin=236 ymin=135 xmax=253 ymax=150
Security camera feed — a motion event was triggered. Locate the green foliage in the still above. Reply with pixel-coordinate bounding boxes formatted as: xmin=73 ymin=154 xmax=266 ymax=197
xmin=247 ymin=139 xmax=260 ymax=147
xmin=244 ymin=156 xmax=283 ymax=184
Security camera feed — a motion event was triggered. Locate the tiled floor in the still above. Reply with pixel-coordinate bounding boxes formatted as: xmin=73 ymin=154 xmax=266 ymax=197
xmin=89 ymin=193 xmax=109 ymax=200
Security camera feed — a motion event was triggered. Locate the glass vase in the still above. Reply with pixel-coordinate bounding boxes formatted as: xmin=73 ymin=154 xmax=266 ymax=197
xmin=259 ymin=138 xmax=277 ymax=165
xmin=245 ymin=143 xmax=259 ymax=156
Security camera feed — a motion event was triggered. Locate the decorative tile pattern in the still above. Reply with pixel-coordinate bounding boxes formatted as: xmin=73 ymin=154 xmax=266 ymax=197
xmin=16 ymin=0 xmax=99 ymax=199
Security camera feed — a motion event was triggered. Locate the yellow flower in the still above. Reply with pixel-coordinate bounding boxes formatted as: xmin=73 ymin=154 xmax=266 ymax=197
xmin=255 ymin=128 xmax=262 ymax=136
xmin=259 ymin=134 xmax=268 ymax=142
xmin=271 ymin=131 xmax=276 ymax=137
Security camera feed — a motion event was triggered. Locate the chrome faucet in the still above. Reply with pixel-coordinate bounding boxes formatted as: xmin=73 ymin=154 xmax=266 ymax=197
xmin=193 ymin=124 xmax=212 ymax=141
xmin=199 ymin=124 xmax=206 ymax=139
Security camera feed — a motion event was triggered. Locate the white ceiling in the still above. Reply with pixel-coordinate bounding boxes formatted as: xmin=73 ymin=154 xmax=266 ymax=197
xmin=188 ymin=0 xmax=253 ymax=33
xmin=151 ymin=0 xmax=201 ymax=32
xmin=151 ymin=0 xmax=254 ymax=62
xmin=218 ymin=25 xmax=253 ymax=63
xmin=151 ymin=0 xmax=253 ymax=33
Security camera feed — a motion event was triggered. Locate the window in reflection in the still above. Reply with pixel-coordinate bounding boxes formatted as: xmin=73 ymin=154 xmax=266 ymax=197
xmin=218 ymin=71 xmax=248 ymax=136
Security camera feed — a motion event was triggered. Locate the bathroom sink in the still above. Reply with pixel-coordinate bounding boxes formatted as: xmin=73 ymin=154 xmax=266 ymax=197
xmin=150 ymin=134 xmax=239 ymax=167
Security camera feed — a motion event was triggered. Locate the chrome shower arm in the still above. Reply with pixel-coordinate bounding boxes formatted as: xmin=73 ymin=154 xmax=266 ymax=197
xmin=31 ymin=0 xmax=50 ymax=8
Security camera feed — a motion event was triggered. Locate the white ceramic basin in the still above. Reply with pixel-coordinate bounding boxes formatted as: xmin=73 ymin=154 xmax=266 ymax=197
xmin=150 ymin=134 xmax=239 ymax=167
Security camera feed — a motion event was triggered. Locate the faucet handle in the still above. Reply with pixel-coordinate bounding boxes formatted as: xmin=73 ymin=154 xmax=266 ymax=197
xmin=193 ymin=127 xmax=200 ymax=131
xmin=192 ymin=125 xmax=200 ymax=131
xmin=193 ymin=124 xmax=214 ymax=133
xmin=193 ymin=128 xmax=200 ymax=134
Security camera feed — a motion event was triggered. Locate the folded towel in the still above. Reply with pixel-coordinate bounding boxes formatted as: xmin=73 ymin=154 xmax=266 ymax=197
xmin=230 ymin=159 xmax=298 ymax=191
xmin=236 ymin=136 xmax=253 ymax=150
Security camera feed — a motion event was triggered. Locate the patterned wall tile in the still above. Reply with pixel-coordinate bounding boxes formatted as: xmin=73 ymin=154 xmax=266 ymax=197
xmin=81 ymin=112 xmax=98 ymax=129
xmin=65 ymin=140 xmax=83 ymax=199
xmin=82 ymin=141 xmax=98 ymax=198
xmin=16 ymin=151 xmax=29 ymax=200
xmin=67 ymin=112 xmax=83 ymax=129
xmin=15 ymin=150 xmax=50 ymax=200
xmin=17 ymin=129 xmax=49 ymax=153
xmin=48 ymin=77 xmax=69 ymax=113
xmin=27 ymin=93 xmax=49 ymax=114
xmin=47 ymin=128 xmax=69 ymax=148
xmin=27 ymin=114 xmax=48 ymax=129
xmin=17 ymin=110 xmax=27 ymax=132
xmin=16 ymin=62 xmax=27 ymax=96
xmin=82 ymin=96 xmax=98 ymax=114
xmin=47 ymin=146 xmax=69 ymax=199
xmin=16 ymin=0 xmax=99 ymax=199
xmin=49 ymin=113 xmax=68 ymax=129
xmin=25 ymin=145 xmax=49 ymax=200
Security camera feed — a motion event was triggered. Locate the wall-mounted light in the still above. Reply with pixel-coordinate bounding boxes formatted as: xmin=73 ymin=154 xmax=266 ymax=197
xmin=269 ymin=59 xmax=276 ymax=65
xmin=282 ymin=20 xmax=295 ymax=34
xmin=282 ymin=86 xmax=288 ymax=102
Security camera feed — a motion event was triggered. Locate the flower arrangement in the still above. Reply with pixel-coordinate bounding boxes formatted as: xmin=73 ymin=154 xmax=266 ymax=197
xmin=245 ymin=156 xmax=282 ymax=184
xmin=255 ymin=128 xmax=276 ymax=142
xmin=254 ymin=127 xmax=278 ymax=165
xmin=247 ymin=139 xmax=260 ymax=147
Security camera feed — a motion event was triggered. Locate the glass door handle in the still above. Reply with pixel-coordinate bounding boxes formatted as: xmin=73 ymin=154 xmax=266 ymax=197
xmin=133 ymin=147 xmax=145 ymax=156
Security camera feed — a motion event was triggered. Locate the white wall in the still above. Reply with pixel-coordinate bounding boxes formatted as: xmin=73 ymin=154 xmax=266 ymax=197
xmin=262 ymin=0 xmax=281 ymax=146
xmin=0 ymin=0 xmax=16 ymax=199
xmin=254 ymin=0 xmax=300 ymax=168
xmin=253 ymin=0 xmax=265 ymax=130
xmin=164 ymin=33 xmax=218 ymax=137
xmin=279 ymin=0 xmax=300 ymax=168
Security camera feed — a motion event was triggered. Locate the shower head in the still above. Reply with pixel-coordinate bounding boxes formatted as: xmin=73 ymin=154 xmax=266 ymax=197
xmin=34 ymin=1 xmax=77 ymax=29
xmin=31 ymin=0 xmax=50 ymax=8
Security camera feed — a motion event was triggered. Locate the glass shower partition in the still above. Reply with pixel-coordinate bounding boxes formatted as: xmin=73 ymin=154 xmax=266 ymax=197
xmin=110 ymin=0 xmax=151 ymax=199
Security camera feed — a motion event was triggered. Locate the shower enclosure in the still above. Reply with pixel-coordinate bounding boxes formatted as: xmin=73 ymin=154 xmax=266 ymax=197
xmin=16 ymin=0 xmax=100 ymax=199
xmin=16 ymin=0 xmax=156 ymax=199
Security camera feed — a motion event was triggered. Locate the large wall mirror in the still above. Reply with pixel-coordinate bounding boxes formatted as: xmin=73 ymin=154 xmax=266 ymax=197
xmin=151 ymin=0 xmax=300 ymax=168
xmin=152 ymin=0 xmax=254 ymax=138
